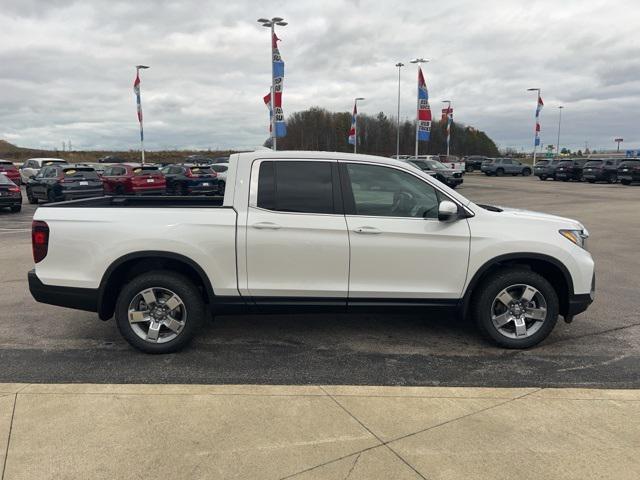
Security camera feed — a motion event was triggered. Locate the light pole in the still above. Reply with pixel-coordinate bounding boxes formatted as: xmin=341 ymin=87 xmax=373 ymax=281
xmin=395 ymin=62 xmax=404 ymax=159
xmin=257 ymin=17 xmax=288 ymax=151
xmin=410 ymin=58 xmax=429 ymax=158
xmin=134 ymin=65 xmax=149 ymax=165
xmin=527 ymin=87 xmax=542 ymax=166
xmin=442 ymin=100 xmax=452 ymax=158
xmin=556 ymin=105 xmax=563 ymax=159
xmin=353 ymin=97 xmax=365 ymax=154
xmin=615 ymin=137 xmax=623 ymax=153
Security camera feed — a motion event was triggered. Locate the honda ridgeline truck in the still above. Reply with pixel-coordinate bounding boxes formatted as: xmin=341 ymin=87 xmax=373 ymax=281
xmin=29 ymin=151 xmax=595 ymax=353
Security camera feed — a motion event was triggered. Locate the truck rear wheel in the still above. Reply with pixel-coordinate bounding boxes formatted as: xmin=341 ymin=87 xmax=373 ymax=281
xmin=114 ymin=270 xmax=205 ymax=353
xmin=472 ymin=269 xmax=559 ymax=349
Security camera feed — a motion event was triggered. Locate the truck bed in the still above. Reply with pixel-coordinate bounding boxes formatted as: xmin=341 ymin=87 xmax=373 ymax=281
xmin=40 ymin=195 xmax=226 ymax=209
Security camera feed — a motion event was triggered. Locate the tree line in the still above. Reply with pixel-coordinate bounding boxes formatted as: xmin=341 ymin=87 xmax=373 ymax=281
xmin=272 ymin=107 xmax=500 ymax=157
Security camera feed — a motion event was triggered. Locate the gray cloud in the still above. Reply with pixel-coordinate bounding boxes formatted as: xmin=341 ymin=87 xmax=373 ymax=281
xmin=1 ymin=0 xmax=639 ymax=152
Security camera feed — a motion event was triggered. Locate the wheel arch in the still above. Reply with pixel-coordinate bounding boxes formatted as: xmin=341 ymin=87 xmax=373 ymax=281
xmin=461 ymin=253 xmax=573 ymax=319
xmin=97 ymin=251 xmax=215 ymax=320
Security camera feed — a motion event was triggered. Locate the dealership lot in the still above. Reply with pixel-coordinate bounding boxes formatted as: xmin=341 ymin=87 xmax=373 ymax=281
xmin=0 ymin=175 xmax=639 ymax=387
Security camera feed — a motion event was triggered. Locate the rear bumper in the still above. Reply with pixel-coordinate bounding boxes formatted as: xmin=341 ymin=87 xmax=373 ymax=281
xmin=618 ymin=173 xmax=640 ymax=182
xmin=132 ymin=187 xmax=166 ymax=195
xmin=28 ymin=269 xmax=98 ymax=313
xmin=61 ymin=189 xmax=104 ymax=200
xmin=0 ymin=196 xmax=22 ymax=206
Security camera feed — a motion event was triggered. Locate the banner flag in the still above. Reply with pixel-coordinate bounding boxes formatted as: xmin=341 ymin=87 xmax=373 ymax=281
xmin=417 ymin=67 xmax=431 ymax=142
xmin=263 ymin=32 xmax=286 ymax=138
xmin=534 ymin=94 xmax=543 ymax=146
xmin=133 ymin=72 xmax=143 ymax=141
xmin=348 ymin=102 xmax=357 ymax=145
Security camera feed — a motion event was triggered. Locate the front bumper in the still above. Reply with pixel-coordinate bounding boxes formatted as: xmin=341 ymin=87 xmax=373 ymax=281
xmin=445 ymin=177 xmax=463 ymax=187
xmin=566 ymin=273 xmax=595 ymax=319
xmin=28 ymin=269 xmax=98 ymax=312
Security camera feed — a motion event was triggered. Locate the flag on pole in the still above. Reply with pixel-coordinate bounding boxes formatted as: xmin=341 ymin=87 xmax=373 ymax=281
xmin=417 ymin=67 xmax=431 ymax=142
xmin=348 ymin=102 xmax=357 ymax=145
xmin=263 ymin=32 xmax=286 ymax=138
xmin=442 ymin=107 xmax=453 ymax=148
xmin=133 ymin=72 xmax=143 ymax=141
xmin=534 ymin=94 xmax=544 ymax=146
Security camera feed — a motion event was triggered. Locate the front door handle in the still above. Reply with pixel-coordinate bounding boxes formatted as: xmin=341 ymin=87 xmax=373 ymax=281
xmin=354 ymin=226 xmax=382 ymax=234
xmin=252 ymin=222 xmax=282 ymax=230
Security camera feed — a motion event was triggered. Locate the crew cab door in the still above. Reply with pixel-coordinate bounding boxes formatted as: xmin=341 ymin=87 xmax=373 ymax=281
xmin=340 ymin=162 xmax=470 ymax=300
xmin=245 ymin=159 xmax=349 ymax=303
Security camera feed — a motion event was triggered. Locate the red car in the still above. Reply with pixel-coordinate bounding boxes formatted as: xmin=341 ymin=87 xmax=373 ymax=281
xmin=101 ymin=164 xmax=166 ymax=195
xmin=0 ymin=160 xmax=21 ymax=186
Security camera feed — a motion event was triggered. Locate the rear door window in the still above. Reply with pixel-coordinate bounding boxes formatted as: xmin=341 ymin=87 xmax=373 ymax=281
xmin=256 ymin=161 xmax=336 ymax=214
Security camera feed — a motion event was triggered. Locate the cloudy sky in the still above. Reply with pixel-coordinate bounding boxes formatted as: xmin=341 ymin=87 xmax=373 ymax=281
xmin=1 ymin=0 xmax=639 ymax=152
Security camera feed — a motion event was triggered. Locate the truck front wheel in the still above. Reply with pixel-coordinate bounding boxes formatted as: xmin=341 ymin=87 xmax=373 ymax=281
xmin=472 ymin=269 xmax=559 ymax=349
xmin=114 ymin=270 xmax=205 ymax=353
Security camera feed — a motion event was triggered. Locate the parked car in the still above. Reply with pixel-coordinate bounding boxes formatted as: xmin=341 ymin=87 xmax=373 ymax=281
xmin=555 ymin=159 xmax=588 ymax=182
xmin=534 ymin=159 xmax=561 ymax=180
xmin=618 ymin=160 xmax=640 ymax=185
xmin=438 ymin=155 xmax=465 ymax=174
xmin=0 ymin=174 xmax=22 ymax=212
xmin=464 ymin=156 xmax=491 ymax=172
xmin=101 ymin=164 xmax=166 ymax=195
xmin=29 ymin=151 xmax=594 ymax=354
xmin=26 ymin=164 xmax=103 ymax=204
xmin=20 ymin=158 xmax=68 ymax=183
xmin=404 ymin=158 xmax=463 ymax=189
xmin=210 ymin=163 xmax=229 ymax=194
xmin=0 ymin=160 xmax=22 ymax=185
xmin=98 ymin=155 xmax=127 ymax=163
xmin=481 ymin=158 xmax=532 ymax=176
xmin=160 ymin=164 xmax=219 ymax=196
xmin=582 ymin=159 xmax=623 ymax=184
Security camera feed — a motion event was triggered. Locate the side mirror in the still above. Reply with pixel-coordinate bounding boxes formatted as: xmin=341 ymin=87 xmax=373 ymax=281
xmin=438 ymin=200 xmax=458 ymax=222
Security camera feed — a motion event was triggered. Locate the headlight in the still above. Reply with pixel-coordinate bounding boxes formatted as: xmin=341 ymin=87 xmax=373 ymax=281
xmin=559 ymin=229 xmax=589 ymax=250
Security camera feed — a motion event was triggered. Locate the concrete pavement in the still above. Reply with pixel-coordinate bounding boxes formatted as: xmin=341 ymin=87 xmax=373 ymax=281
xmin=1 ymin=383 xmax=638 ymax=479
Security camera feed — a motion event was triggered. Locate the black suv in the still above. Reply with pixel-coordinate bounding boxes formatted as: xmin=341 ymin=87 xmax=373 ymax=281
xmin=534 ymin=159 xmax=561 ymax=180
xmin=464 ymin=156 xmax=491 ymax=172
xmin=618 ymin=160 xmax=640 ymax=185
xmin=555 ymin=159 xmax=587 ymax=181
xmin=582 ymin=158 xmax=623 ymax=184
xmin=26 ymin=164 xmax=104 ymax=203
xmin=160 ymin=164 xmax=219 ymax=195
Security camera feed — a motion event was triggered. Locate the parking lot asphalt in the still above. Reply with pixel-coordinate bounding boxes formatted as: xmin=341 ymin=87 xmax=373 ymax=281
xmin=1 ymin=175 xmax=639 ymax=387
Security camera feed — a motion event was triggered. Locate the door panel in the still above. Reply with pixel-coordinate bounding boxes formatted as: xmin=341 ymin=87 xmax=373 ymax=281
xmin=246 ymin=160 xmax=349 ymax=299
xmin=341 ymin=162 xmax=470 ymax=299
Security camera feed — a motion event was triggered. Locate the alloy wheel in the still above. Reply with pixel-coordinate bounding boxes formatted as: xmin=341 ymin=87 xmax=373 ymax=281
xmin=127 ymin=287 xmax=187 ymax=343
xmin=490 ymin=284 xmax=547 ymax=339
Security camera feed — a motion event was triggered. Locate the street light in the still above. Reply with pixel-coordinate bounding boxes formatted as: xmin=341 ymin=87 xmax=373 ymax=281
xmin=353 ymin=97 xmax=365 ymax=154
xmin=556 ymin=106 xmax=564 ymax=159
xmin=527 ymin=87 xmax=541 ymax=166
xmin=410 ymin=59 xmax=429 ymax=158
xmin=257 ymin=17 xmax=287 ymax=150
xmin=442 ymin=100 xmax=452 ymax=158
xmin=395 ymin=62 xmax=404 ymax=159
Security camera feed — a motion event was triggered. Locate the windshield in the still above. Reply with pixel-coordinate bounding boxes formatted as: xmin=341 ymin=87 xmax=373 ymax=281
xmin=0 ymin=174 xmax=15 ymax=185
xmin=133 ymin=166 xmax=160 ymax=175
xmin=482 ymin=159 xmax=494 ymax=164
xmin=585 ymin=160 xmax=603 ymax=167
xmin=211 ymin=165 xmax=228 ymax=173
xmin=425 ymin=160 xmax=447 ymax=170
xmin=63 ymin=168 xmax=99 ymax=179
xmin=43 ymin=160 xmax=67 ymax=166
xmin=536 ymin=160 xmax=549 ymax=166
xmin=408 ymin=160 xmax=431 ymax=171
xmin=558 ymin=161 xmax=573 ymax=166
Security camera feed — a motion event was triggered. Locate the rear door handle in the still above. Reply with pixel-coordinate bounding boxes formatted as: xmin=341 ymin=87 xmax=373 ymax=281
xmin=354 ymin=226 xmax=382 ymax=234
xmin=252 ymin=222 xmax=282 ymax=230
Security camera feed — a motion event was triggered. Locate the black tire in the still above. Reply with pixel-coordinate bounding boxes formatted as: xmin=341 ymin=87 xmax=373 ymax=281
xmin=539 ymin=175 xmax=547 ymax=181
xmin=26 ymin=188 xmax=38 ymax=204
xmin=10 ymin=204 xmax=21 ymax=213
xmin=466 ymin=166 xmax=475 ymax=173
xmin=218 ymin=181 xmax=225 ymax=195
xmin=587 ymin=179 xmax=595 ymax=184
xmin=496 ymin=168 xmax=504 ymax=177
xmin=522 ymin=168 xmax=531 ymax=176
xmin=607 ymin=174 xmax=617 ymax=184
xmin=180 ymin=183 xmax=189 ymax=196
xmin=621 ymin=180 xmax=631 ymax=185
xmin=47 ymin=189 xmax=57 ymax=203
xmin=471 ymin=268 xmax=559 ymax=349
xmin=115 ymin=270 xmax=206 ymax=354
xmin=561 ymin=178 xmax=568 ymax=182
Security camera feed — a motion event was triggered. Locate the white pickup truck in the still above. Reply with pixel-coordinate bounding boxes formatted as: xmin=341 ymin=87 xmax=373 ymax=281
xmin=29 ymin=151 xmax=595 ymax=353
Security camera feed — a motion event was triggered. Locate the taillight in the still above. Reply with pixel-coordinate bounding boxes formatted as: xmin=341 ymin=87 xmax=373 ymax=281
xmin=8 ymin=186 xmax=20 ymax=193
xmin=32 ymin=221 xmax=49 ymax=263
